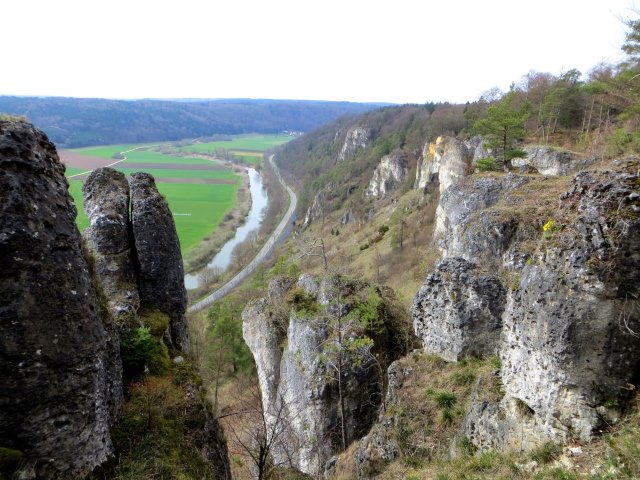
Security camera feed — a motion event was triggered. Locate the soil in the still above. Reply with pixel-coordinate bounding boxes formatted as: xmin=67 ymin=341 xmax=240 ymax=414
xmin=59 ymin=150 xmax=119 ymax=169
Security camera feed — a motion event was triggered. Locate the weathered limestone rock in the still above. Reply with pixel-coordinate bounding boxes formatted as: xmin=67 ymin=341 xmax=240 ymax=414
xmin=465 ymin=135 xmax=493 ymax=164
xmin=415 ymin=136 xmax=472 ymax=192
xmin=434 ymin=174 xmax=530 ymax=258
xmin=511 ymin=146 xmax=597 ymax=176
xmin=302 ymin=186 xmax=327 ymax=228
xmin=499 ymin=169 xmax=640 ymax=443
xmin=243 ymin=275 xmax=408 ymax=476
xmin=337 ymin=126 xmax=371 ymax=163
xmin=413 ymin=159 xmax=640 ymax=452
xmin=0 ymin=120 xmax=116 ymax=478
xmin=366 ymin=150 xmax=408 ymax=197
xmin=411 ymin=258 xmax=506 ymax=361
xmin=82 ymin=168 xmax=139 ymax=326
xmin=130 ymin=172 xmax=189 ymax=351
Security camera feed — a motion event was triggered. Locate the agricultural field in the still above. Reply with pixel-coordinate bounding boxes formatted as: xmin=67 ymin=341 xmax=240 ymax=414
xmin=61 ymin=143 xmax=241 ymax=255
xmin=172 ymin=133 xmax=293 ymax=166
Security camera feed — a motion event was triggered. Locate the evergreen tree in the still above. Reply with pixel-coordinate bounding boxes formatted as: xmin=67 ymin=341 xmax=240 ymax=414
xmin=473 ymin=91 xmax=531 ymax=165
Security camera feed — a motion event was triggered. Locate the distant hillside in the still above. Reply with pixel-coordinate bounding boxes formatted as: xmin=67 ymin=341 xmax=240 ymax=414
xmin=0 ymin=96 xmax=385 ymax=148
xmin=274 ymin=103 xmax=467 ymax=213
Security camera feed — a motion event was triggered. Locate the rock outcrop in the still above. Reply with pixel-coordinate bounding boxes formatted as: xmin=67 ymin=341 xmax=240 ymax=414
xmin=415 ymin=136 xmax=472 ymax=192
xmin=0 ymin=121 xmax=229 ymax=478
xmin=243 ymin=275 xmax=410 ymax=476
xmin=412 ymin=157 xmax=640 ymax=450
xmin=130 ymin=172 xmax=189 ymax=352
xmin=83 ymin=168 xmax=139 ymax=326
xmin=511 ymin=146 xmax=597 ymax=176
xmin=366 ymin=150 xmax=408 ymax=197
xmin=0 ymin=119 xmax=118 ymax=478
xmin=337 ymin=126 xmax=371 ymax=163
xmin=412 ymin=258 xmax=506 ymax=362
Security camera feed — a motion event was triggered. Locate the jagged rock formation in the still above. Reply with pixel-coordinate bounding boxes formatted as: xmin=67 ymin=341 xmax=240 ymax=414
xmin=366 ymin=150 xmax=408 ymax=197
xmin=434 ymin=174 xmax=531 ymax=260
xmin=83 ymin=168 xmax=139 ymax=326
xmin=0 ymin=121 xmax=229 ymax=479
xmin=243 ymin=274 xmax=410 ymax=476
xmin=130 ymin=172 xmax=189 ymax=351
xmin=302 ymin=185 xmax=328 ymax=228
xmin=337 ymin=126 xmax=371 ymax=163
xmin=412 ymin=158 xmax=640 ymax=449
xmin=412 ymin=258 xmax=506 ymax=362
xmin=511 ymin=146 xmax=597 ymax=176
xmin=415 ymin=136 xmax=472 ymax=192
xmin=0 ymin=120 xmax=118 ymax=478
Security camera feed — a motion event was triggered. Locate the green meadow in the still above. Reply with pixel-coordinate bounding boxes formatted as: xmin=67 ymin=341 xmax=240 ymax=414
xmin=64 ymin=143 xmax=242 ymax=255
xmin=173 ymin=134 xmax=294 ymax=166
xmin=176 ymin=134 xmax=293 ymax=154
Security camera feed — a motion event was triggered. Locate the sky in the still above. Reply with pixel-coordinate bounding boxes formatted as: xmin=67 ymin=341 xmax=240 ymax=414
xmin=2 ymin=0 xmax=636 ymax=104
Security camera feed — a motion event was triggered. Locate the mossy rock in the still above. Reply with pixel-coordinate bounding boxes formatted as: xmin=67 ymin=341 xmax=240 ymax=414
xmin=139 ymin=309 xmax=170 ymax=338
xmin=147 ymin=341 xmax=171 ymax=375
xmin=0 ymin=447 xmax=25 ymax=477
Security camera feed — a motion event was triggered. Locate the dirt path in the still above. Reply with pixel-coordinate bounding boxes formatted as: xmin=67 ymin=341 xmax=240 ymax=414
xmin=188 ymin=155 xmax=297 ymax=312
xmin=61 ymin=145 xmax=158 ymax=178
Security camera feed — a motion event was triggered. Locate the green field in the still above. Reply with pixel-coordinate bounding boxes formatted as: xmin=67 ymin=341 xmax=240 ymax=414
xmin=115 ymin=168 xmax=238 ymax=180
xmin=176 ymin=134 xmax=293 ymax=154
xmin=65 ymin=166 xmax=89 ymax=177
xmin=64 ymin=142 xmax=242 ymax=255
xmin=120 ymin=150 xmax=214 ymax=165
xmin=74 ymin=144 xmax=146 ymax=158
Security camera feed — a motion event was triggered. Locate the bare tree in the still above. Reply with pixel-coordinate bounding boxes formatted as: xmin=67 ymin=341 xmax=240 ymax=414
xmin=297 ymin=237 xmax=328 ymax=272
xmin=220 ymin=379 xmax=300 ymax=480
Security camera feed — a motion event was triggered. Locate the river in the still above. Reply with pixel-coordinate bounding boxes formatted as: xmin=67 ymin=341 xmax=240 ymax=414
xmin=184 ymin=167 xmax=268 ymax=290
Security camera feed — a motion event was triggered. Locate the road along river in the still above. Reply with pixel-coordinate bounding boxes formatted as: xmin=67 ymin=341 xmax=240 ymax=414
xmin=187 ymin=155 xmax=297 ymax=313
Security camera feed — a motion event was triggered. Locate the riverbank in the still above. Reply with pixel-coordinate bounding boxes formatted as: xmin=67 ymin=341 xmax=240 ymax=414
xmin=188 ymin=155 xmax=297 ymax=312
xmin=182 ymin=162 xmax=251 ymax=273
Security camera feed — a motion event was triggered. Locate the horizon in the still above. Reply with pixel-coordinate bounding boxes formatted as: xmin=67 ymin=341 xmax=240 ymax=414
xmin=3 ymin=0 xmax=634 ymax=105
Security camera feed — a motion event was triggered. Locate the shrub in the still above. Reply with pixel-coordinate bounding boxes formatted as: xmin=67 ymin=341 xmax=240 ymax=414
xmin=476 ymin=157 xmax=499 ymax=172
xmin=286 ymin=287 xmax=320 ymax=315
xmin=434 ymin=391 xmax=457 ymax=409
xmin=121 ymin=326 xmax=169 ymax=378
xmin=529 ymin=441 xmax=561 ymax=464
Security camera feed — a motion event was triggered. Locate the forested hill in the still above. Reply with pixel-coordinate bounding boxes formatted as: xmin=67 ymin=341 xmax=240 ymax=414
xmin=0 ymin=96 xmax=385 ymax=148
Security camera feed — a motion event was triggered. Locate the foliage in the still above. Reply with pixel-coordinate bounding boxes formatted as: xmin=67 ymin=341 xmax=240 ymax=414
xmin=529 ymin=442 xmax=561 ymax=464
xmin=0 ymin=97 xmax=380 ymax=148
xmin=354 ymin=287 xmax=384 ymax=334
xmin=206 ymin=300 xmax=253 ymax=377
xmin=476 ymin=156 xmax=499 ymax=172
xmin=473 ymin=90 xmax=531 ymax=164
xmin=92 ymin=370 xmax=221 ymax=480
xmin=0 ymin=447 xmax=25 ymax=477
xmin=286 ymin=287 xmax=320 ymax=315
xmin=120 ymin=326 xmax=169 ymax=378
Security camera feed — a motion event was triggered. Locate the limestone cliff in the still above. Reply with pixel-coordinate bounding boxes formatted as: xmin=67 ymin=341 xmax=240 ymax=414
xmin=243 ymin=274 xmax=411 ymax=476
xmin=337 ymin=126 xmax=372 ymax=163
xmin=0 ymin=119 xmax=119 ymax=479
xmin=412 ymin=158 xmax=640 ymax=449
xmin=366 ymin=150 xmax=409 ymax=197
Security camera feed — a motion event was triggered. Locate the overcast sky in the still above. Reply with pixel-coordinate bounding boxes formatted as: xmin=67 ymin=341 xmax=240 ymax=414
xmin=3 ymin=0 xmax=636 ymax=104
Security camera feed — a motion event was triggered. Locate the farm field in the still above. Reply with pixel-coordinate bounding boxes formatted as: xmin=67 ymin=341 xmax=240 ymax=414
xmin=62 ymin=143 xmax=242 ymax=255
xmin=173 ymin=134 xmax=293 ymax=166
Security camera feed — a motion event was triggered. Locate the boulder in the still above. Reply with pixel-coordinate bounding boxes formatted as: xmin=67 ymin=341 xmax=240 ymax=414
xmin=412 ymin=258 xmax=506 ymax=361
